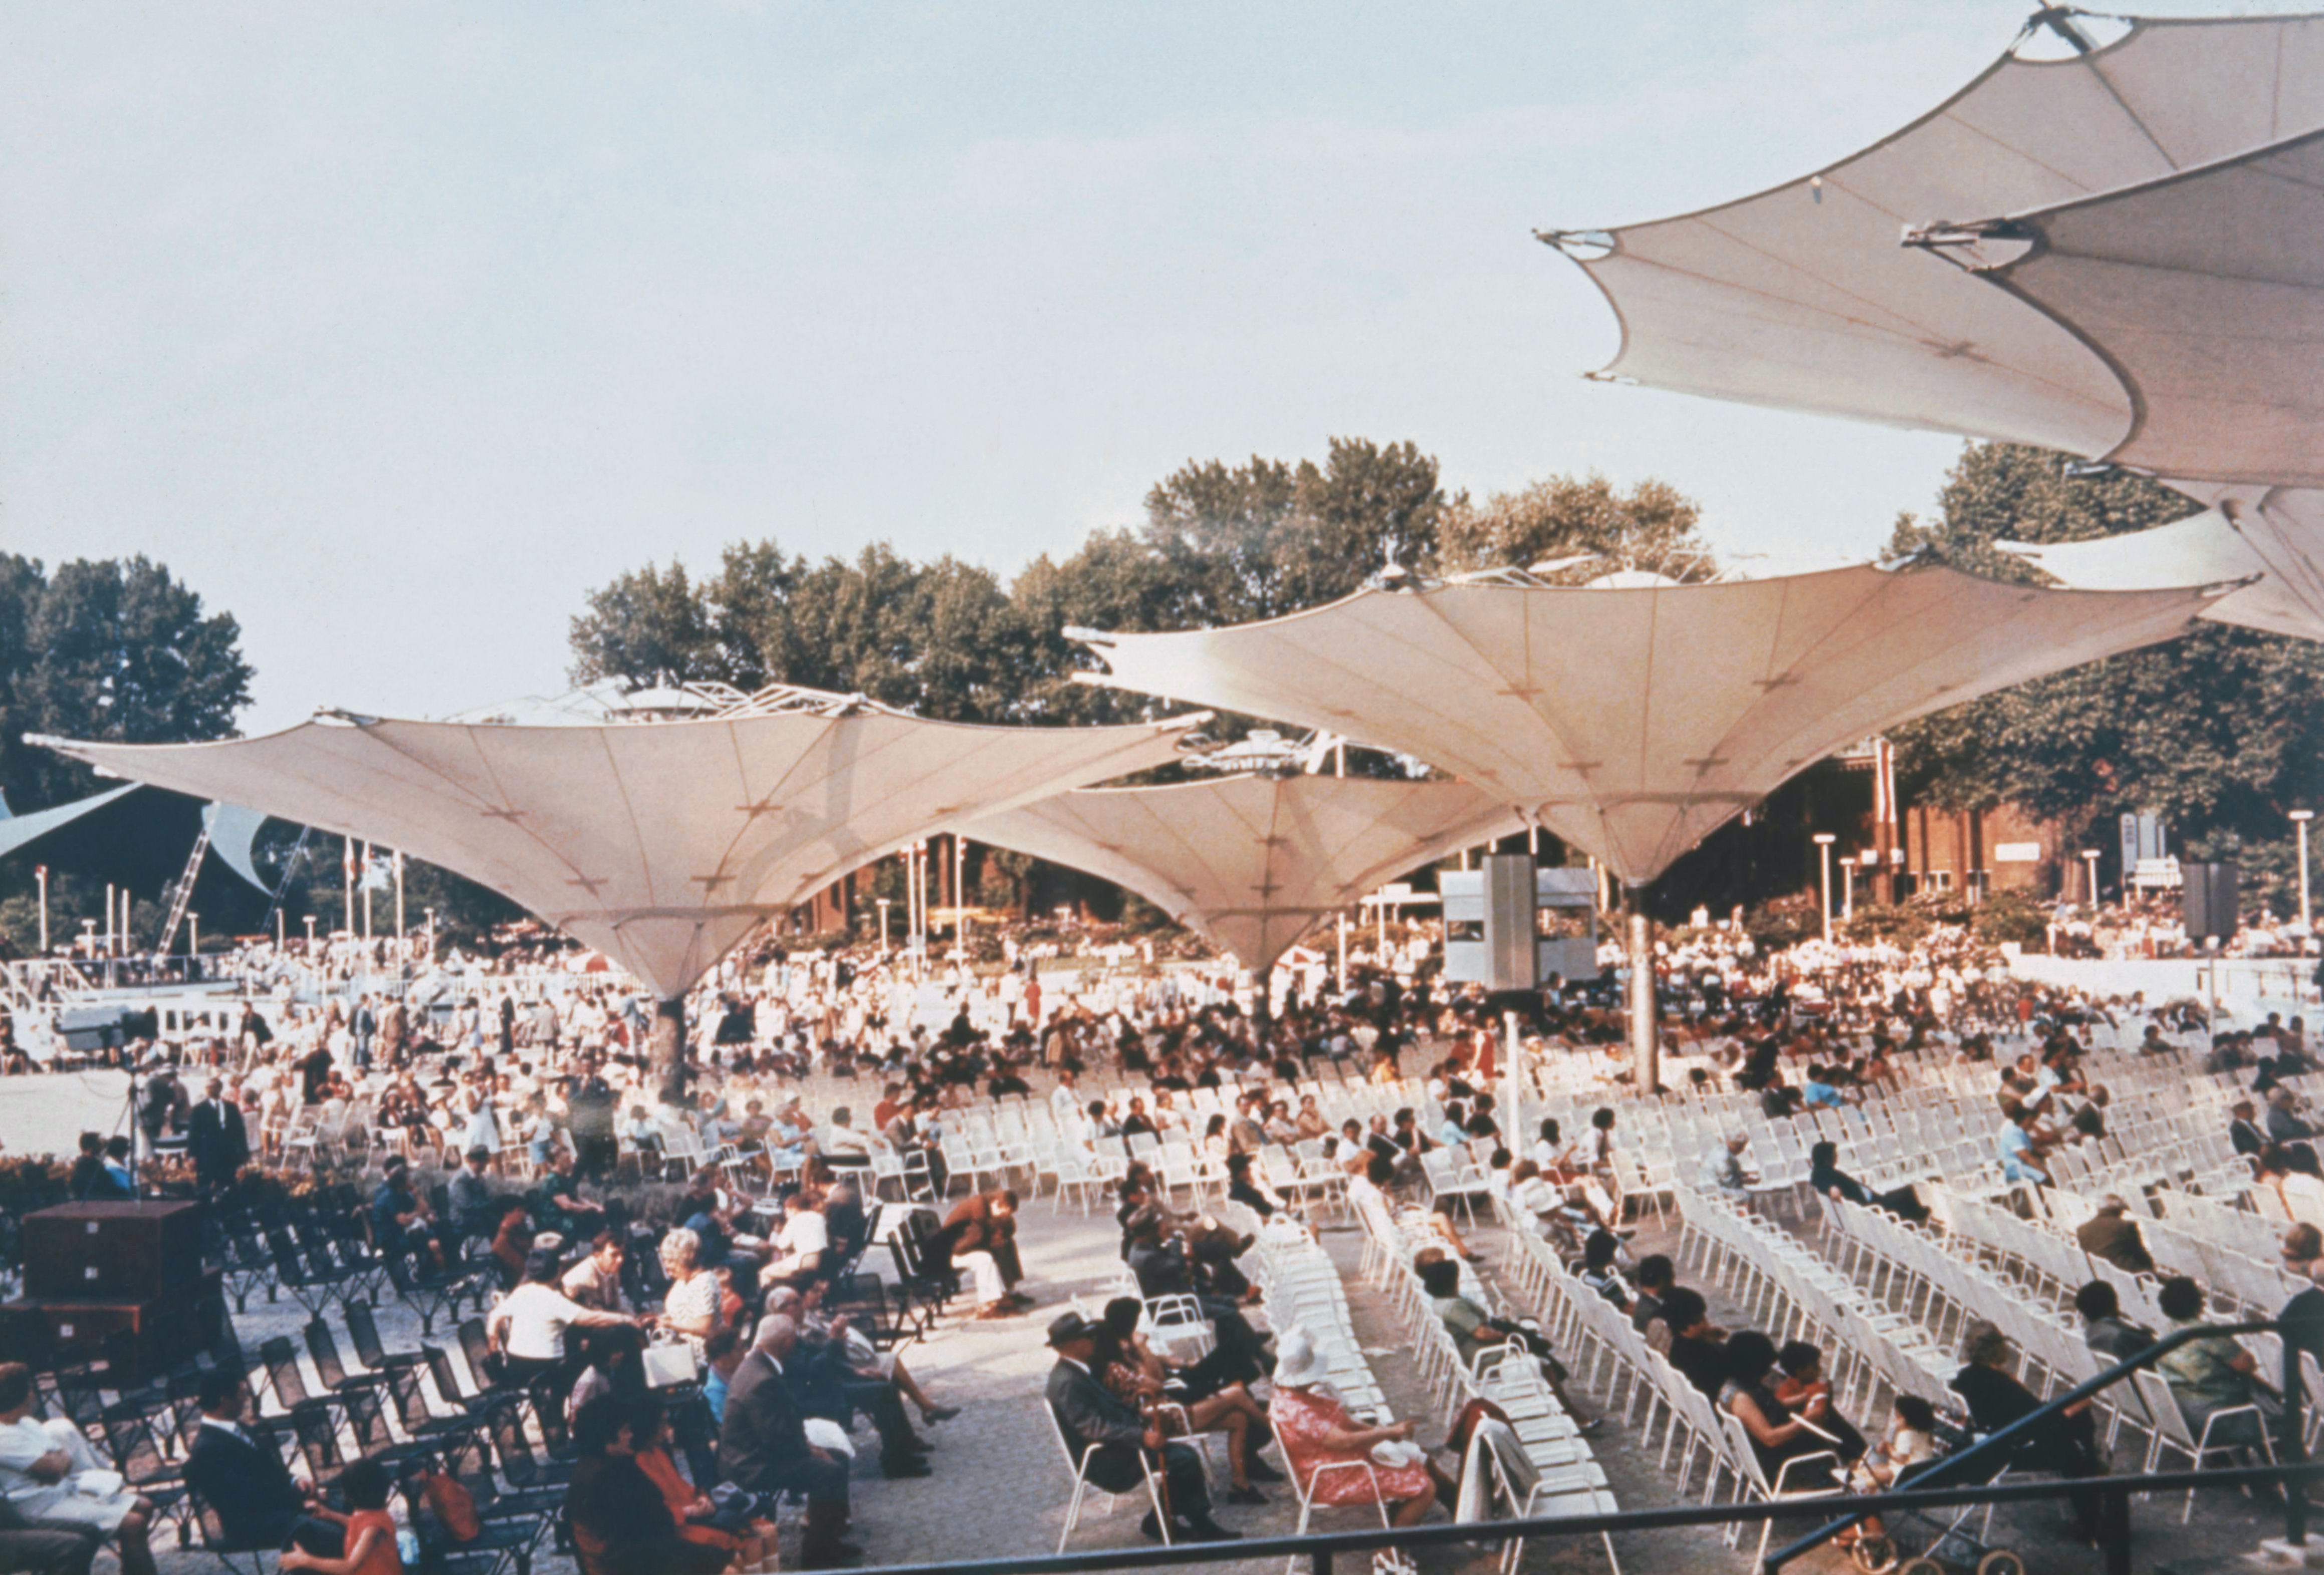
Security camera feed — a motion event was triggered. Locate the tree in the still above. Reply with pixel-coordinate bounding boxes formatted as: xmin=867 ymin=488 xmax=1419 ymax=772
xmin=1886 ymin=444 xmax=2324 ymax=898
xmin=567 ymin=560 xmax=725 ymax=689
xmin=1438 ymin=473 xmax=1711 ymax=581
xmin=0 ymin=555 xmax=253 ymax=814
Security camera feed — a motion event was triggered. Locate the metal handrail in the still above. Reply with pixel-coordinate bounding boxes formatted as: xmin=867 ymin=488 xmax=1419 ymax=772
xmin=769 ymin=1459 xmax=2322 ymax=1575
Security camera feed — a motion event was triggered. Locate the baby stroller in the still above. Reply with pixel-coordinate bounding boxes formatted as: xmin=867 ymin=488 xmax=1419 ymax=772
xmin=1837 ymin=1408 xmax=2029 ymax=1575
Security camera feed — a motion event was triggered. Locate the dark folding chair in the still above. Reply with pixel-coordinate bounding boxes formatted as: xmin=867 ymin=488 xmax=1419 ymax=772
xmin=181 ymin=1484 xmax=278 ymax=1575
xmin=484 ymin=1394 xmax=574 ymax=1494
xmin=668 ymin=1394 xmax=721 ymax=1489
xmin=827 ymin=1271 xmax=913 ymax=1350
xmin=385 ymin=1244 xmax=479 ymax=1335
xmin=264 ymin=1228 xmax=350 ymax=1317
xmin=303 ymin=1318 xmax=386 ymax=1396
xmin=219 ymin=1218 xmax=280 ymax=1311
xmin=343 ymin=1300 xmax=423 ymax=1375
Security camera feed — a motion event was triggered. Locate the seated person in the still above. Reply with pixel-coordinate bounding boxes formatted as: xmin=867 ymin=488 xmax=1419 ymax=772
xmin=272 ymin=1458 xmax=398 ymax=1575
xmin=1805 ymin=1142 xmax=1928 ymax=1225
xmin=1629 ymin=1255 xmax=1675 ymax=1335
xmin=763 ymin=1192 xmax=829 ymax=1294
xmin=1266 ymin=1328 xmax=1453 ymax=1530
xmin=1575 ymin=1230 xmax=1634 ymax=1312
xmin=182 ymin=1370 xmax=342 ymax=1555
xmin=1043 ymin=1312 xmax=1237 ymax=1544
xmin=630 ymin=1401 xmax=773 ymax=1568
xmin=2074 ymin=1280 xmax=2157 ymax=1363
xmin=1090 ymin=1298 xmax=1280 ymax=1506
xmin=1699 ymin=1134 xmax=1754 ymax=1199
xmin=2154 ymin=1276 xmax=2279 ymax=1452
xmin=565 ymin=1398 xmax=729 ymax=1575
xmin=1719 ymin=1331 xmax=1853 ymax=1493
xmin=1656 ymin=1289 xmax=1726 ymax=1396
xmin=2074 ymin=1197 xmax=2155 ymax=1275
xmin=1772 ymin=1340 xmax=1867 ymax=1459
xmin=1952 ymin=1321 xmax=2111 ymax=1548
xmin=1418 ymin=1257 xmax=1594 ymax=1428
xmin=0 ymin=1365 xmax=157 ymax=1575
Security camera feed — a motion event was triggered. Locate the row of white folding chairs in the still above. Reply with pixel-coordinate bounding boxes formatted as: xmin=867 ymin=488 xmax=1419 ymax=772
xmin=1516 ymin=1225 xmax=1842 ymax=1566
xmin=1823 ymin=1193 xmax=2168 ymax=1457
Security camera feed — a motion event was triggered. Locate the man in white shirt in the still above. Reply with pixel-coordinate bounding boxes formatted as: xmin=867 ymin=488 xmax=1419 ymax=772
xmin=765 ymin=1192 xmax=831 ymax=1292
xmin=487 ymin=1248 xmax=641 ymax=1404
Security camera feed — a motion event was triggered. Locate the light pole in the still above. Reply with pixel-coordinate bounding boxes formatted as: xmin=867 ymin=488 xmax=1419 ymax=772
xmin=1813 ymin=834 xmax=1836 ymax=943
xmin=424 ymin=907 xmax=438 ymax=960
xmin=34 ymin=865 xmax=47 ymax=953
xmin=2294 ymin=810 xmax=2315 ymax=933
xmin=303 ymin=914 xmax=317 ymax=949
xmin=876 ymin=898 xmax=892 ymax=955
xmin=2081 ymin=849 xmax=2102 ymax=908
xmin=1842 ymin=855 xmax=1856 ymax=920
xmin=188 ymin=913 xmax=198 ymax=961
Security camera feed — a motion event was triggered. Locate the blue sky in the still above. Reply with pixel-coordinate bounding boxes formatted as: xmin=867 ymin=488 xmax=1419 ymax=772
xmin=0 ymin=2 xmax=2261 ymax=730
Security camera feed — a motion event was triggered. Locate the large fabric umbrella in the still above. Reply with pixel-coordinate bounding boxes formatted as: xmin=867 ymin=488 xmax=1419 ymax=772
xmin=32 ymin=701 xmax=1204 ymax=999
xmin=1075 ymin=565 xmax=2223 ymax=887
xmin=961 ymin=773 xmax=1520 ymax=975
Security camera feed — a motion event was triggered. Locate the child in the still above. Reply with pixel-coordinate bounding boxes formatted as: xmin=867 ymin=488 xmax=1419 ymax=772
xmin=278 ymin=1458 xmax=398 ymax=1575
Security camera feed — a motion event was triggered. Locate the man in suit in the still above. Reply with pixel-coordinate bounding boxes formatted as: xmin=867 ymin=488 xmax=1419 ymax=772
xmin=927 ymin=1189 xmax=1030 ymax=1318
xmin=181 ymin=1372 xmax=339 ymax=1556
xmin=2231 ymin=1099 xmax=2267 ymax=1158
xmin=717 ymin=1316 xmax=855 ymax=1568
xmin=186 ymin=1080 xmax=250 ymax=1196
xmin=1044 ymin=1310 xmax=1236 ymax=1543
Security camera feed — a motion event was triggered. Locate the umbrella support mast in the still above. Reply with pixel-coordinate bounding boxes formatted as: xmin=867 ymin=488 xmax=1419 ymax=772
xmin=1625 ymin=885 xmax=1658 ymax=1093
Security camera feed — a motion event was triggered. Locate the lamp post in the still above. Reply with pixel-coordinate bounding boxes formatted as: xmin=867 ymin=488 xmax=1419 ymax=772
xmin=1842 ymin=855 xmax=1856 ymax=920
xmin=1813 ymin=834 xmax=1837 ymax=943
xmin=303 ymin=914 xmax=317 ymax=949
xmin=424 ymin=907 xmax=437 ymax=960
xmin=2293 ymin=810 xmax=2315 ymax=933
xmin=2081 ymin=849 xmax=2102 ymax=908
xmin=34 ymin=865 xmax=47 ymax=953
xmin=188 ymin=913 xmax=198 ymax=963
xmin=876 ymin=898 xmax=892 ymax=956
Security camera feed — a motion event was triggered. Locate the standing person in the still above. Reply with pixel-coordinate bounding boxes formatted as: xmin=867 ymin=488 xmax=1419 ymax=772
xmin=718 ymin=1318 xmax=855 ymax=1569
xmin=567 ymin=1059 xmax=618 ymax=1180
xmin=188 ymin=1079 xmax=251 ymax=1195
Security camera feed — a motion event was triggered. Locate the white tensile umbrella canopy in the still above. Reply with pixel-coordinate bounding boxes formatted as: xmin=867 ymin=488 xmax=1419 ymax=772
xmin=961 ymin=774 xmax=1521 ymax=976
xmin=1931 ymin=126 xmax=2324 ymax=490
xmin=31 ymin=705 xmax=1203 ymax=999
xmin=1076 ymin=567 xmax=2222 ymax=887
xmin=1551 ymin=11 xmax=2324 ymax=454
xmin=2001 ymin=510 xmax=2324 ymax=643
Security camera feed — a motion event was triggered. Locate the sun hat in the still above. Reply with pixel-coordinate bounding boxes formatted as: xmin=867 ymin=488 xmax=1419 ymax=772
xmin=1272 ymin=1325 xmax=1332 ymax=1388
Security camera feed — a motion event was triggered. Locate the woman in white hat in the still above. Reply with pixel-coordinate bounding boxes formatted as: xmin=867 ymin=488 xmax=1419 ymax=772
xmin=1265 ymin=1328 xmax=1453 ymax=1527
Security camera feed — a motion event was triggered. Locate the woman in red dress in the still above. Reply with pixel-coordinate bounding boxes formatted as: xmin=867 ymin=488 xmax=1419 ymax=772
xmin=1264 ymin=1329 xmax=1454 ymax=1527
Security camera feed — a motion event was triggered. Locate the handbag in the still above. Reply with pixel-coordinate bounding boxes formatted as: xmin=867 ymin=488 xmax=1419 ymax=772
xmin=642 ymin=1340 xmax=699 ymax=1390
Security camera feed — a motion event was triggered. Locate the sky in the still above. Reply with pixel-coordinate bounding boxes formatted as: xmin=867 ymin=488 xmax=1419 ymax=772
xmin=0 ymin=1 xmax=2268 ymax=732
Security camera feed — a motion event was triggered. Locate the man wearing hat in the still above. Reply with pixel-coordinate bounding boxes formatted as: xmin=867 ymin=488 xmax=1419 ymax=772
xmin=1043 ymin=1312 xmax=1237 ymax=1544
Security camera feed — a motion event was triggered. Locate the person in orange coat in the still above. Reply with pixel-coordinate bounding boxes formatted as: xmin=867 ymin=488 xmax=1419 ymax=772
xmin=276 ymin=1459 xmax=399 ymax=1575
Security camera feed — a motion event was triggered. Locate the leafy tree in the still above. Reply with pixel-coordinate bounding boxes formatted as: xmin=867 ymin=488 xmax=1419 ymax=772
xmin=1438 ymin=473 xmax=1711 ymax=581
xmin=1887 ymin=444 xmax=2324 ymax=899
xmin=567 ymin=560 xmax=725 ymax=689
xmin=0 ymin=555 xmax=253 ymax=814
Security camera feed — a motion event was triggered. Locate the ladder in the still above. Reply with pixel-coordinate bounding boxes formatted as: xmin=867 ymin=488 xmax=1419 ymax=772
xmin=156 ymin=826 xmax=211 ymax=955
xmin=261 ymin=827 xmax=315 ymax=937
